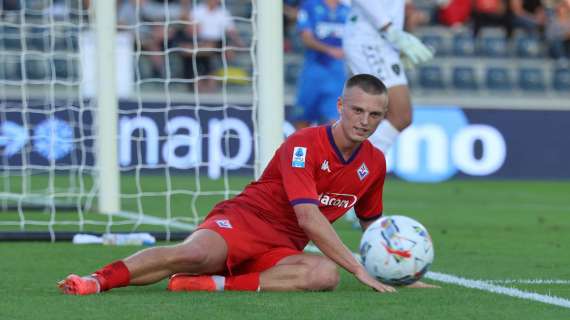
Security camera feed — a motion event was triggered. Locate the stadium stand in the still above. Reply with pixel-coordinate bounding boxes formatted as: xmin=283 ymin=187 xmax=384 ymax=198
xmin=553 ymin=65 xmax=570 ymax=92
xmin=1 ymin=1 xmax=568 ymax=96
xmin=515 ymin=34 xmax=544 ymax=58
xmin=419 ymin=65 xmax=446 ymax=89
xmin=478 ymin=28 xmax=509 ymax=57
xmin=452 ymin=31 xmax=476 ymax=57
xmin=518 ymin=67 xmax=547 ymax=91
xmin=485 ymin=66 xmax=513 ymax=91
xmin=419 ymin=27 xmax=450 ymax=57
xmin=452 ymin=65 xmax=479 ymax=90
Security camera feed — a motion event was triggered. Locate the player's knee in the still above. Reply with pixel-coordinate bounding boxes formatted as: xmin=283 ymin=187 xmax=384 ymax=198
xmin=399 ymin=109 xmax=412 ymax=129
xmin=305 ymin=259 xmax=339 ymax=291
xmin=390 ymin=108 xmax=412 ymax=130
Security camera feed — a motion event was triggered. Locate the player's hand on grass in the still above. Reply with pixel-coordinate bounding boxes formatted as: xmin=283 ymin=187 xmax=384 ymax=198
xmin=406 ymin=281 xmax=440 ymax=289
xmin=354 ymin=267 xmax=396 ymax=293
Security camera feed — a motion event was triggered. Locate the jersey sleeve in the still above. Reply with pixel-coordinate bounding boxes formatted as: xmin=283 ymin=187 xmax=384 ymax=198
xmin=353 ymin=0 xmax=392 ymax=30
xmin=354 ymin=154 xmax=386 ymax=221
xmin=296 ymin=1 xmax=315 ymax=33
xmin=278 ymin=134 xmax=320 ymax=207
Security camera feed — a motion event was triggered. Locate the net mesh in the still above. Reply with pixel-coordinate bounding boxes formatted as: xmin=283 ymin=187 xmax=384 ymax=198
xmin=0 ymin=0 xmax=257 ymax=239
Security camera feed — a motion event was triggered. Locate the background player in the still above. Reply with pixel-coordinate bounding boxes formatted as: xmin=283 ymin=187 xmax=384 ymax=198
xmin=343 ymin=0 xmax=433 ymax=153
xmin=58 ymin=74 xmax=397 ymax=295
xmin=293 ymin=0 xmax=350 ymax=129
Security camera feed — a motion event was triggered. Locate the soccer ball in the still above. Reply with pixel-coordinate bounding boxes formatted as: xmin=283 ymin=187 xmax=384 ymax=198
xmin=359 ymin=215 xmax=434 ymax=286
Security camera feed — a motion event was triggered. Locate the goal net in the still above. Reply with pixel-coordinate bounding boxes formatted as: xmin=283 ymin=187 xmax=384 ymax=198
xmin=0 ymin=0 xmax=283 ymax=241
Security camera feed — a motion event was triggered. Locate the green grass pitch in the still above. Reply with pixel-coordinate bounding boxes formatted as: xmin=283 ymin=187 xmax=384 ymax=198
xmin=1 ymin=177 xmax=569 ymax=319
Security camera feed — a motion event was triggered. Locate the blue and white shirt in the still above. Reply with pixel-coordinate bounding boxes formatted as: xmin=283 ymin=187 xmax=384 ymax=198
xmin=297 ymin=0 xmax=350 ymax=66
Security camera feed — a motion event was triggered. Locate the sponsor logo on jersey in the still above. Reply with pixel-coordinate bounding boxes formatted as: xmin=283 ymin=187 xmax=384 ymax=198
xmin=315 ymin=22 xmax=345 ymax=39
xmin=321 ymin=160 xmax=331 ymax=172
xmin=318 ymin=192 xmax=357 ymax=208
xmin=292 ymin=147 xmax=307 ymax=168
xmin=215 ymin=219 xmax=232 ymax=229
xmin=357 ymin=162 xmax=369 ymax=180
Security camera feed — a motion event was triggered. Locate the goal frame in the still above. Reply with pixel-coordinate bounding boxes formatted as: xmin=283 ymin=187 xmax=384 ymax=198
xmin=0 ymin=0 xmax=284 ymax=241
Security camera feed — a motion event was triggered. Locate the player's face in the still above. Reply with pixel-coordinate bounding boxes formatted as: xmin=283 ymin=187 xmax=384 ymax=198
xmin=337 ymin=87 xmax=388 ymax=143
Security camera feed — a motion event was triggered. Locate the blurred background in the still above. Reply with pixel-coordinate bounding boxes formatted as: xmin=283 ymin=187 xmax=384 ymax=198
xmin=0 ymin=0 xmax=569 ymax=237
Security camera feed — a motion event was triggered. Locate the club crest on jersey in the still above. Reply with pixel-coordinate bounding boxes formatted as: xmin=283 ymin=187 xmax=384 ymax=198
xmin=321 ymin=160 xmax=331 ymax=173
xmin=215 ymin=219 xmax=232 ymax=229
xmin=357 ymin=162 xmax=369 ymax=180
xmin=291 ymin=147 xmax=307 ymax=168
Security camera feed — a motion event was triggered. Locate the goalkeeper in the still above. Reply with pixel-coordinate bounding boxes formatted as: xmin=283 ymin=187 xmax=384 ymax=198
xmin=59 ymin=74 xmax=431 ymax=295
xmin=343 ymin=0 xmax=434 ymax=153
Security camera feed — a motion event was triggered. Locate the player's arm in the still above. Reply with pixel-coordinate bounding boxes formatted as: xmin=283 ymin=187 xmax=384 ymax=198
xmin=296 ymin=5 xmax=343 ymax=59
xmin=299 ymin=30 xmax=344 ymax=59
xmin=294 ymin=203 xmax=395 ymax=293
xmin=352 ymin=0 xmax=433 ymax=66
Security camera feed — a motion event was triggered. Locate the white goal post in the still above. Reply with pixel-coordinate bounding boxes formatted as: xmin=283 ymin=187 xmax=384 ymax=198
xmin=95 ymin=0 xmax=121 ymax=214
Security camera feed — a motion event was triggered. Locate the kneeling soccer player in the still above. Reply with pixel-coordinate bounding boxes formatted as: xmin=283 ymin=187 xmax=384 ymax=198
xmin=59 ymin=74 xmax=419 ymax=295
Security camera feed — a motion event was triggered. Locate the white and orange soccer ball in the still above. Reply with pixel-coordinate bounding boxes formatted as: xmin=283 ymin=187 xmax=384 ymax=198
xmin=359 ymin=215 xmax=434 ymax=286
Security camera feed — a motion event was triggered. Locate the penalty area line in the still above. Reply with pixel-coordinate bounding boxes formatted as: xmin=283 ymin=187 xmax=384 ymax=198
xmin=306 ymin=245 xmax=570 ymax=310
xmin=426 ymin=271 xmax=570 ymax=309
xmin=483 ymin=279 xmax=570 ymax=285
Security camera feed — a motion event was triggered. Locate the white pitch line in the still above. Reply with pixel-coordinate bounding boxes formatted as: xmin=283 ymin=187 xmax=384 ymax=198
xmin=426 ymin=271 xmax=570 ymax=309
xmin=110 ymin=211 xmax=197 ymax=230
xmin=484 ymin=279 xmax=570 ymax=285
xmin=94 ymin=219 xmax=570 ymax=309
xmin=307 ymin=245 xmax=570 ymax=309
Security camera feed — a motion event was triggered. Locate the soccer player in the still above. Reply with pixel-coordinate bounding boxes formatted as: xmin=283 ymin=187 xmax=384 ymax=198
xmin=293 ymin=0 xmax=350 ymax=128
xmin=59 ymin=74 xmax=399 ymax=295
xmin=343 ymin=0 xmax=434 ymax=153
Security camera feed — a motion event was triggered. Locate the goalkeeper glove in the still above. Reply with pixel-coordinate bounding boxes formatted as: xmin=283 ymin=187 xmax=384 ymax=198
xmin=384 ymin=28 xmax=434 ymax=66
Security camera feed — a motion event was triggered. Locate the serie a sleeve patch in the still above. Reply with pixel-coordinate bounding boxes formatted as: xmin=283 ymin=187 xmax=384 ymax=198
xmin=291 ymin=146 xmax=307 ymax=168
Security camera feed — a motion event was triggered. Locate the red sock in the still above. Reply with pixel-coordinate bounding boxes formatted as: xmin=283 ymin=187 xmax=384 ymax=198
xmin=224 ymin=273 xmax=260 ymax=291
xmin=92 ymin=260 xmax=131 ymax=291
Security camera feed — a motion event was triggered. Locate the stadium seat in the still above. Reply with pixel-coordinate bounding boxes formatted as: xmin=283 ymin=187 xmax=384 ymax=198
xmin=419 ymin=65 xmax=445 ymax=89
xmin=55 ymin=26 xmax=80 ymax=52
xmin=420 ymin=33 xmax=447 ymax=56
xmin=26 ymin=26 xmax=50 ymax=51
xmin=25 ymin=56 xmax=51 ymax=80
xmin=1 ymin=55 xmax=21 ymax=81
xmin=478 ymin=36 xmax=508 ymax=57
xmin=515 ymin=35 xmax=543 ymax=58
xmin=553 ymin=67 xmax=570 ymax=92
xmin=54 ymin=58 xmax=80 ymax=80
xmin=452 ymin=66 xmax=479 ymax=90
xmin=485 ymin=67 xmax=513 ymax=90
xmin=518 ymin=67 xmax=546 ymax=92
xmin=452 ymin=33 xmax=475 ymax=57
xmin=1 ymin=25 xmax=22 ymax=50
